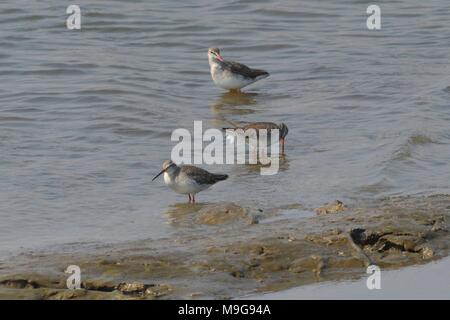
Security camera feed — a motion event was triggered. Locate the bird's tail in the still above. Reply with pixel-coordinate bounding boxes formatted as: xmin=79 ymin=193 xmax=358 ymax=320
xmin=253 ymin=70 xmax=270 ymax=80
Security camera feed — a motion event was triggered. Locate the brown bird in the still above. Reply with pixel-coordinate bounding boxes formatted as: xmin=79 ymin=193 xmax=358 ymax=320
xmin=223 ymin=122 xmax=289 ymax=154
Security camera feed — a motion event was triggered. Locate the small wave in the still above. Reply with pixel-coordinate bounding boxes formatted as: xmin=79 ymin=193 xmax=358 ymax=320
xmin=1 ymin=69 xmax=87 ymax=76
xmin=0 ymin=116 xmax=34 ymax=122
xmin=392 ymin=134 xmax=434 ymax=161
xmin=113 ymin=127 xmax=156 ymax=137
xmin=251 ymin=8 xmax=340 ymax=19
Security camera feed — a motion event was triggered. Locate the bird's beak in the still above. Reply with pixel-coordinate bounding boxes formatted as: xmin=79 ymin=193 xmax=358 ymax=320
xmin=215 ymin=53 xmax=224 ymax=62
xmin=152 ymin=168 xmax=166 ymax=181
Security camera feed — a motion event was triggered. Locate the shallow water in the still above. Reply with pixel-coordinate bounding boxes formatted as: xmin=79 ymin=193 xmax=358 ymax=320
xmin=1 ymin=0 xmax=449 ymax=257
xmin=245 ymin=256 xmax=450 ymax=300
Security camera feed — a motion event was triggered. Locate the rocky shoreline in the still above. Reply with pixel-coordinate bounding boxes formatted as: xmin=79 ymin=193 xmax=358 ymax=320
xmin=0 ymin=194 xmax=449 ymax=299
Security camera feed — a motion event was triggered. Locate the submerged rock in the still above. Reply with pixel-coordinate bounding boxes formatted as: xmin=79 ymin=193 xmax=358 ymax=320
xmin=196 ymin=203 xmax=253 ymax=225
xmin=167 ymin=202 xmax=257 ymax=226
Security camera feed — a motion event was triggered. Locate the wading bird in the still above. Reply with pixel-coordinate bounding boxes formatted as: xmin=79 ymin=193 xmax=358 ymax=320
xmin=208 ymin=48 xmax=269 ymax=92
xmin=223 ymin=122 xmax=289 ymax=154
xmin=152 ymin=160 xmax=228 ymax=203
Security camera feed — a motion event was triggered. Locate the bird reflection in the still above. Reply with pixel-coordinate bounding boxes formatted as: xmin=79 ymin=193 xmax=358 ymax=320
xmin=239 ymin=153 xmax=290 ymax=175
xmin=210 ymin=91 xmax=258 ymax=123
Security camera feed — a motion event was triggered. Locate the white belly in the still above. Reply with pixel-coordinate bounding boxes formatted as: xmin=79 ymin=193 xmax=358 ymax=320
xmin=164 ymin=172 xmax=210 ymax=195
xmin=211 ymin=66 xmax=254 ymax=90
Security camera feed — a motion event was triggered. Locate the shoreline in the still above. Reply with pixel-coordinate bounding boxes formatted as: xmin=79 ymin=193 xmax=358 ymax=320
xmin=1 ymin=194 xmax=449 ymax=299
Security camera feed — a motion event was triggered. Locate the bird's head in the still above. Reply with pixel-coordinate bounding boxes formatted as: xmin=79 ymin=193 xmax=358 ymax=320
xmin=278 ymin=123 xmax=288 ymax=154
xmin=152 ymin=160 xmax=177 ymax=181
xmin=208 ymin=47 xmax=224 ymax=63
xmin=279 ymin=123 xmax=289 ymax=139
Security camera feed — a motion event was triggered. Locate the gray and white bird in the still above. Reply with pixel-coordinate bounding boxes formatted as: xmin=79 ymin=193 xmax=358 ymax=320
xmin=208 ymin=48 xmax=269 ymax=92
xmin=223 ymin=122 xmax=289 ymax=154
xmin=152 ymin=160 xmax=228 ymax=203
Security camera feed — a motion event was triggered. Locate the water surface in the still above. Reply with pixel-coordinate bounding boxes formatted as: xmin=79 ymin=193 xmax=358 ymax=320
xmin=1 ymin=0 xmax=449 ymax=257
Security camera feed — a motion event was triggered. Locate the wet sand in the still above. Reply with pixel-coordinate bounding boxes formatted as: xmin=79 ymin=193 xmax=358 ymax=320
xmin=0 ymin=194 xmax=449 ymax=299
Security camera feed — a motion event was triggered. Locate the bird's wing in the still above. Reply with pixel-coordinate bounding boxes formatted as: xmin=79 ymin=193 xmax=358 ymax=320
xmin=225 ymin=60 xmax=269 ymax=79
xmin=181 ymin=166 xmax=224 ymax=185
xmin=242 ymin=122 xmax=280 ymax=140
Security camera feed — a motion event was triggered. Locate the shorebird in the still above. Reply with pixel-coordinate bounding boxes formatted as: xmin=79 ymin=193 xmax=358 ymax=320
xmin=208 ymin=48 xmax=269 ymax=92
xmin=223 ymin=122 xmax=289 ymax=154
xmin=152 ymin=160 xmax=228 ymax=203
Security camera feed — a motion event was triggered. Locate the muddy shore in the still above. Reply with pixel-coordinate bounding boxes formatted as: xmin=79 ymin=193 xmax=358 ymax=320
xmin=0 ymin=195 xmax=449 ymax=299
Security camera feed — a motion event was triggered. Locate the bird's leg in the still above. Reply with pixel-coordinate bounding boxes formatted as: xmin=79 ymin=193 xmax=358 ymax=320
xmin=188 ymin=194 xmax=192 ymax=203
xmin=281 ymin=138 xmax=285 ymax=155
xmin=192 ymin=194 xmax=196 ymax=204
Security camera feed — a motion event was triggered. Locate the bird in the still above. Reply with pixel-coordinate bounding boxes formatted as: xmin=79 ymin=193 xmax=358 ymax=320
xmin=223 ymin=122 xmax=289 ymax=154
xmin=208 ymin=48 xmax=269 ymax=92
xmin=152 ymin=160 xmax=228 ymax=203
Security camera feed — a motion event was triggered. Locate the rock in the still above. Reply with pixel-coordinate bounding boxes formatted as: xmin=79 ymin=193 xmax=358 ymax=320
xmin=230 ymin=270 xmax=246 ymax=278
xmin=315 ymin=200 xmax=347 ymax=215
xmin=421 ymin=247 xmax=434 ymax=260
xmin=116 ymin=282 xmax=153 ymax=294
xmin=350 ymin=228 xmax=426 ymax=254
xmin=46 ymin=289 xmax=89 ymax=300
xmin=0 ymin=275 xmax=63 ymax=290
xmin=414 ymin=245 xmax=435 ymax=260
xmin=0 ymin=279 xmax=39 ymax=289
xmin=82 ymin=280 xmax=116 ymax=292
xmin=145 ymin=284 xmax=172 ymax=298
xmin=350 ymin=228 xmax=380 ymax=247
xmin=380 ymin=235 xmax=423 ymax=252
xmin=431 ymin=219 xmax=447 ymax=232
